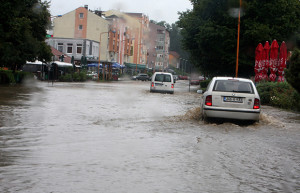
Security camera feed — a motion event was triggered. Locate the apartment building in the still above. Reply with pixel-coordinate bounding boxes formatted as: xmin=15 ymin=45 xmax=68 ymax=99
xmin=124 ymin=12 xmax=149 ymax=66
xmin=103 ymin=10 xmax=149 ymax=66
xmin=102 ymin=10 xmax=134 ymax=65
xmin=49 ymin=6 xmax=113 ymax=63
xmin=48 ymin=6 xmax=170 ymax=71
xmin=147 ymin=22 xmax=170 ymax=71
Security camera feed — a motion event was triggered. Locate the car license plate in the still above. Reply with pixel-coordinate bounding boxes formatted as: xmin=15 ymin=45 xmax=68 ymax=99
xmin=155 ymin=83 xmax=163 ymax=86
xmin=223 ymin=96 xmax=243 ymax=103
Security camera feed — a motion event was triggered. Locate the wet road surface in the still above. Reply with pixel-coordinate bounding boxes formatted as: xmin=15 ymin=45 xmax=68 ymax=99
xmin=0 ymin=80 xmax=300 ymax=193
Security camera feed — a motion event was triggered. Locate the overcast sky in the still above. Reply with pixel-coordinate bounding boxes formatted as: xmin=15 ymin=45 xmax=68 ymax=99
xmin=49 ymin=0 xmax=193 ymax=24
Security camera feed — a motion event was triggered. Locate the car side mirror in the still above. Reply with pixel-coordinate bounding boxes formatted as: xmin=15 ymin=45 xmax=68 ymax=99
xmin=197 ymin=90 xmax=203 ymax=94
xmin=174 ymin=80 xmax=176 ymax=83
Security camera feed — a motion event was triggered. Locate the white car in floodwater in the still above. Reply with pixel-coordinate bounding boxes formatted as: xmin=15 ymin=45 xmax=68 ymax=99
xmin=150 ymin=72 xmax=175 ymax=94
xmin=199 ymin=77 xmax=261 ymax=121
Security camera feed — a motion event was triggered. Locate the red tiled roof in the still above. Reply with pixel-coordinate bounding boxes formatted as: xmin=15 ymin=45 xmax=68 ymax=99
xmin=51 ymin=47 xmax=71 ymax=63
xmin=169 ymin=51 xmax=180 ymax=58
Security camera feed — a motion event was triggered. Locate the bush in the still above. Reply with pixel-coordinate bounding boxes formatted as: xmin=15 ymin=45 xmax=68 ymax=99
xmin=285 ymin=49 xmax=300 ymax=93
xmin=0 ymin=70 xmax=33 ymax=84
xmin=0 ymin=70 xmax=15 ymax=84
xmin=200 ymin=79 xmax=211 ymax=90
xmin=59 ymin=74 xmax=73 ymax=82
xmin=73 ymin=71 xmax=87 ymax=82
xmin=58 ymin=71 xmax=87 ymax=82
xmin=256 ymin=81 xmax=300 ymax=111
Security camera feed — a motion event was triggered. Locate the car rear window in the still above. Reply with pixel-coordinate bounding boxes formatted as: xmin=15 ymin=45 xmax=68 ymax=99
xmin=155 ymin=74 xmax=172 ymax=82
xmin=213 ymin=80 xmax=254 ymax=93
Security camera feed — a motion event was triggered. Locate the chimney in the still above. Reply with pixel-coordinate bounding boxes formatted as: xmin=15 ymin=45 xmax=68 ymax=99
xmin=84 ymin=5 xmax=88 ymax=10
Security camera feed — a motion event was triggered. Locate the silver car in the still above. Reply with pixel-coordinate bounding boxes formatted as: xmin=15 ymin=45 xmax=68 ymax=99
xmin=200 ymin=77 xmax=261 ymax=121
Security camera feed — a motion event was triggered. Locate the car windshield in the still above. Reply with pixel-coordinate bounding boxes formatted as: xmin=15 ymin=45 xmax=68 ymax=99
xmin=213 ymin=80 xmax=254 ymax=94
xmin=155 ymin=74 xmax=171 ymax=82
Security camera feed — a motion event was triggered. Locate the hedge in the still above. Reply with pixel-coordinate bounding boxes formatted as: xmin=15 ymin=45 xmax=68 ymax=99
xmin=0 ymin=70 xmax=33 ymax=84
xmin=256 ymin=81 xmax=300 ymax=111
xmin=199 ymin=79 xmax=211 ymax=90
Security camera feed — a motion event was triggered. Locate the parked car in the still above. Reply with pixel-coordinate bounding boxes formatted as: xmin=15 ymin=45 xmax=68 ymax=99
xmin=150 ymin=72 xmax=174 ymax=94
xmin=199 ymin=77 xmax=261 ymax=121
xmin=190 ymin=76 xmax=201 ymax=85
xmin=86 ymin=71 xmax=98 ymax=80
xmin=178 ymin=75 xmax=189 ymax=80
xmin=190 ymin=79 xmax=200 ymax=85
xmin=131 ymin=75 xmax=137 ymax=80
xmin=136 ymin=73 xmax=150 ymax=81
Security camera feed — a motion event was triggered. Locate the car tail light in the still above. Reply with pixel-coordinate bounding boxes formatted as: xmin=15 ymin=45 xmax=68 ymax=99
xmin=171 ymin=84 xmax=174 ymax=88
xmin=151 ymin=82 xmax=154 ymax=87
xmin=253 ymin=98 xmax=260 ymax=109
xmin=205 ymin=95 xmax=212 ymax=106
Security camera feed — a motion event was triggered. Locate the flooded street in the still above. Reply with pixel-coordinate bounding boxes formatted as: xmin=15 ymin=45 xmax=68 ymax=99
xmin=1 ymin=80 xmax=300 ymax=193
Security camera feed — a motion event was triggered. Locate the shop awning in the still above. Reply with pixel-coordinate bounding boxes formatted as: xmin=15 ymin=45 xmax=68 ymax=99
xmin=124 ymin=62 xmax=146 ymax=69
xmin=52 ymin=61 xmax=73 ymax=67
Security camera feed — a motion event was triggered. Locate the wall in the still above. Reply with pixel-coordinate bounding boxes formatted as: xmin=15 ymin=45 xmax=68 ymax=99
xmin=86 ymin=12 xmax=109 ymax=62
xmin=53 ymin=11 xmax=76 ymax=38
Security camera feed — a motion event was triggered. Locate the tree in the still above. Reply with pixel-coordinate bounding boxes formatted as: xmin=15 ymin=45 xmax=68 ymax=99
xmin=169 ymin=23 xmax=189 ymax=60
xmin=285 ymin=49 xmax=300 ymax=93
xmin=0 ymin=0 xmax=52 ymax=71
xmin=177 ymin=0 xmax=300 ymax=77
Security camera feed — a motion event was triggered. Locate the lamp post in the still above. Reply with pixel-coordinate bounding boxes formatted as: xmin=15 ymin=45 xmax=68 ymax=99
xmin=235 ymin=0 xmax=242 ymax=77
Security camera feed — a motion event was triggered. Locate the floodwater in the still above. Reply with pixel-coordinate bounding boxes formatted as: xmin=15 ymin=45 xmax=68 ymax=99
xmin=0 ymin=80 xmax=299 ymax=193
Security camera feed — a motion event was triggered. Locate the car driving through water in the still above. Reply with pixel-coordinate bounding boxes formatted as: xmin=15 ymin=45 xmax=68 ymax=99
xmin=150 ymin=72 xmax=175 ymax=94
xmin=200 ymin=77 xmax=261 ymax=121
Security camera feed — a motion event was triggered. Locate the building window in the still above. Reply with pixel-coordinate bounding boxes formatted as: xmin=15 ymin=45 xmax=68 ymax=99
xmin=156 ymin=46 xmax=163 ymax=50
xmin=79 ymin=25 xmax=83 ymax=30
xmin=77 ymin=44 xmax=82 ymax=54
xmin=57 ymin=43 xmax=63 ymax=52
xmin=67 ymin=43 xmax=73 ymax=54
xmin=130 ymin=46 xmax=133 ymax=56
xmin=79 ymin=13 xmax=84 ymax=18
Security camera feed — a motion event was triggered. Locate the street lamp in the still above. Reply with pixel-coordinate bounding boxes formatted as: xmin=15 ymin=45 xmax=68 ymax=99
xmin=235 ymin=0 xmax=242 ymax=77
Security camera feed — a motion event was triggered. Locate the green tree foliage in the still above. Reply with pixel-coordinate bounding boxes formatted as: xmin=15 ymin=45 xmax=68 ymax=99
xmin=169 ymin=23 xmax=189 ymax=59
xmin=178 ymin=0 xmax=300 ymax=77
xmin=0 ymin=0 xmax=52 ymax=71
xmin=285 ymin=49 xmax=300 ymax=93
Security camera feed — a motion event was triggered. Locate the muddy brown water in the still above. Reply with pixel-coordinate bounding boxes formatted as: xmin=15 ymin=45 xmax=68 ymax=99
xmin=1 ymin=80 xmax=299 ymax=193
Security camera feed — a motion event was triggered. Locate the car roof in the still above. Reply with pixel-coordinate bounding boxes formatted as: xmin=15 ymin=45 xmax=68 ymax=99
xmin=154 ymin=72 xmax=172 ymax=75
xmin=213 ymin=77 xmax=253 ymax=82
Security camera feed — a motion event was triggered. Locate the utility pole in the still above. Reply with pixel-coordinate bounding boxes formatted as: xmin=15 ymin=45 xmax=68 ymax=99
xmin=235 ymin=0 xmax=242 ymax=77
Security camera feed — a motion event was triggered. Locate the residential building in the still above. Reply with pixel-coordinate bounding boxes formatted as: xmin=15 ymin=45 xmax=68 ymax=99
xmin=169 ymin=51 xmax=180 ymax=69
xmin=102 ymin=10 xmax=134 ymax=65
xmin=125 ymin=12 xmax=149 ymax=66
xmin=147 ymin=22 xmax=170 ymax=71
xmin=103 ymin=10 xmax=148 ymax=68
xmin=46 ymin=38 xmax=99 ymax=62
xmin=49 ymin=5 xmax=113 ymax=63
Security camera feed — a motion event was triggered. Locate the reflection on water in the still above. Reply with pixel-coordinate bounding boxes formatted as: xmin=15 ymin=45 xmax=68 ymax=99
xmin=0 ymin=81 xmax=299 ymax=193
